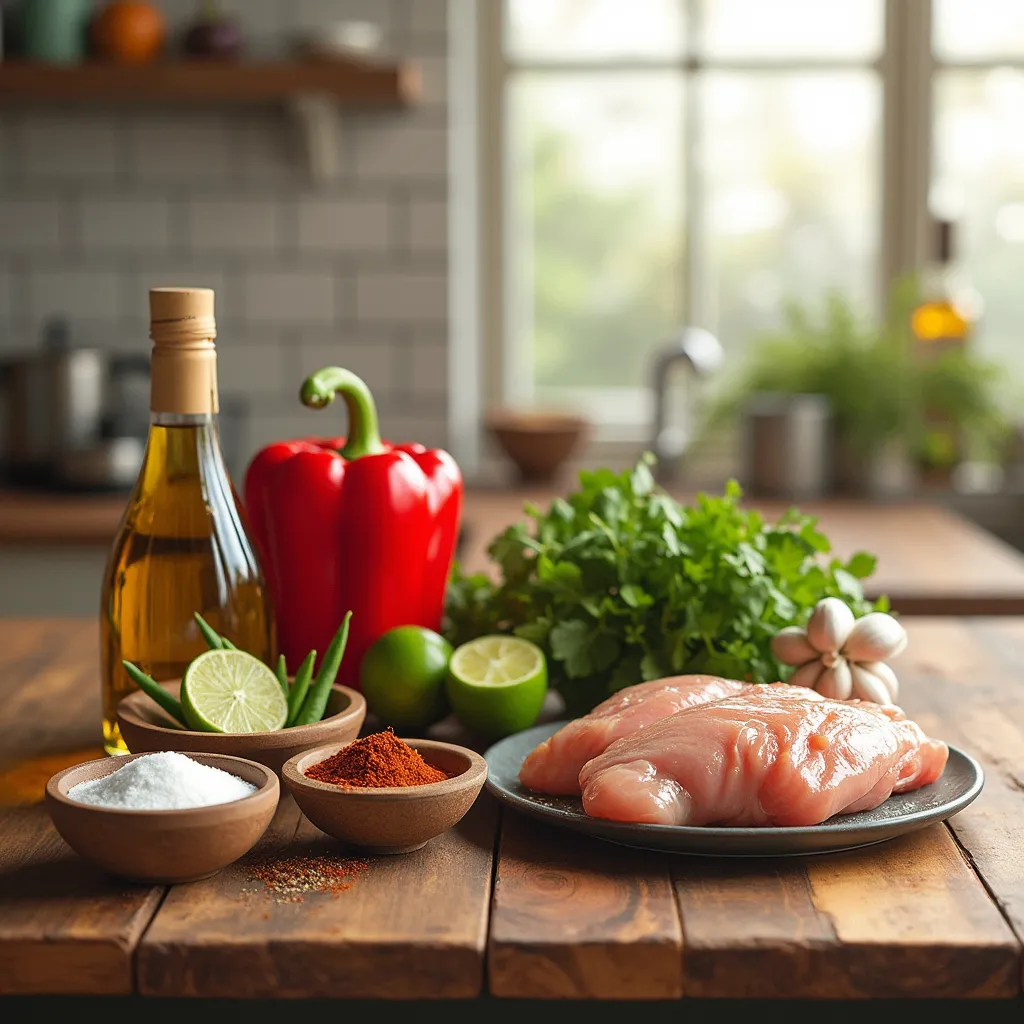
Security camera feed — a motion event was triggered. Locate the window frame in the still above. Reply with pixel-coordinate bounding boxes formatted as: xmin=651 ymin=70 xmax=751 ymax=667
xmin=478 ymin=0 xmax=944 ymax=446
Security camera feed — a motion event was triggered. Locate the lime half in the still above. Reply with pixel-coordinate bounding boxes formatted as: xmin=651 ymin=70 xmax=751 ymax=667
xmin=446 ymin=635 xmax=547 ymax=740
xmin=181 ymin=649 xmax=288 ymax=733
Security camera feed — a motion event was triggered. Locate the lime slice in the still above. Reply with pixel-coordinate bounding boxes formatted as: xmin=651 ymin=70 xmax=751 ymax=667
xmin=446 ymin=635 xmax=547 ymax=740
xmin=181 ymin=649 xmax=288 ymax=733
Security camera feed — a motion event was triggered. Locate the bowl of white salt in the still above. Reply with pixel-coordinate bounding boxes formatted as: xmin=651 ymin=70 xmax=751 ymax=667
xmin=46 ymin=750 xmax=279 ymax=884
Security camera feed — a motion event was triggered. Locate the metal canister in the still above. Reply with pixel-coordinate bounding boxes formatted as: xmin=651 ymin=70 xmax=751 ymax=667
xmin=742 ymin=393 xmax=832 ymax=500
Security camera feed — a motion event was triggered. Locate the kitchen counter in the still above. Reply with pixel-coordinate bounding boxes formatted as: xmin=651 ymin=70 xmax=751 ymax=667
xmin=4 ymin=487 xmax=1024 ymax=616
xmin=0 ymin=617 xmax=1022 ymax=1000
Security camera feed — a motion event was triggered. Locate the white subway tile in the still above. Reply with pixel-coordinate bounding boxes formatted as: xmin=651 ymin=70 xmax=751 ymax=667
xmin=125 ymin=265 xmax=232 ymax=324
xmin=353 ymin=123 xmax=447 ymax=181
xmin=408 ymin=0 xmax=448 ymax=37
xmin=220 ymin=0 xmax=281 ymax=39
xmin=295 ymin=197 xmax=390 ymax=252
xmin=416 ymin=55 xmax=448 ymax=108
xmin=408 ymin=336 xmax=448 ymax=397
xmin=289 ymin=0 xmax=393 ymax=35
xmin=78 ymin=199 xmax=171 ymax=253
xmin=217 ymin=340 xmax=286 ymax=396
xmin=129 ymin=114 xmax=231 ymax=181
xmin=379 ymin=412 xmax=449 ymax=450
xmin=299 ymin=334 xmax=397 ymax=397
xmin=26 ymin=269 xmax=122 ymax=326
xmin=407 ymin=197 xmax=447 ymax=254
xmin=0 ymin=199 xmax=63 ymax=252
xmin=243 ymin=408 xmax=328 ymax=461
xmin=21 ymin=114 xmax=123 ymax=181
xmin=0 ymin=115 xmax=21 ymax=182
xmin=242 ymin=269 xmax=336 ymax=324
xmin=356 ymin=270 xmax=447 ymax=324
xmin=234 ymin=112 xmax=298 ymax=183
xmin=185 ymin=199 xmax=280 ymax=253
xmin=0 ymin=268 xmax=11 ymax=336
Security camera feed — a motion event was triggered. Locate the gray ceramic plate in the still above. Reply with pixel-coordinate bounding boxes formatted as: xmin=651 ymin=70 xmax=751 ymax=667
xmin=484 ymin=721 xmax=984 ymax=857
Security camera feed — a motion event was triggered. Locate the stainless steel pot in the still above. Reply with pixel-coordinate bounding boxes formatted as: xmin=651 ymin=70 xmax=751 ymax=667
xmin=0 ymin=319 xmax=149 ymax=488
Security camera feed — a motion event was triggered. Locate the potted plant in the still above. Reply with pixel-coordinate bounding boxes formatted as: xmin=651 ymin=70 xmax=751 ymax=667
xmin=703 ymin=281 xmax=1009 ymax=495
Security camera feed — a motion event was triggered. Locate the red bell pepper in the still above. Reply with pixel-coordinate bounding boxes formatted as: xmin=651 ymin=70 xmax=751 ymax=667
xmin=244 ymin=367 xmax=462 ymax=688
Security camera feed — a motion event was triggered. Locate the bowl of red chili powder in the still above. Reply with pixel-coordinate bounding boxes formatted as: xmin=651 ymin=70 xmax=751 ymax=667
xmin=281 ymin=730 xmax=487 ymax=854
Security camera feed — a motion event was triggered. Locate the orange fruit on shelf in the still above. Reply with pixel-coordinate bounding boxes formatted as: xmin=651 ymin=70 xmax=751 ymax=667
xmin=91 ymin=1 xmax=166 ymax=65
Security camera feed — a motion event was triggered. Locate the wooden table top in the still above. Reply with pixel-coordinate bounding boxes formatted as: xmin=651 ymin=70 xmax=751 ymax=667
xmin=1 ymin=618 xmax=1023 ymax=1000
xmin=5 ymin=487 xmax=1024 ymax=616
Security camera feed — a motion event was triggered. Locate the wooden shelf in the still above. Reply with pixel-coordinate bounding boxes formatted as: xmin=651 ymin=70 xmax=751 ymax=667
xmin=0 ymin=59 xmax=420 ymax=106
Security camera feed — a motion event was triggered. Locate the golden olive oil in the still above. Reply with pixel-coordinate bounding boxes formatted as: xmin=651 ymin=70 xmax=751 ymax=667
xmin=100 ymin=289 xmax=273 ymax=754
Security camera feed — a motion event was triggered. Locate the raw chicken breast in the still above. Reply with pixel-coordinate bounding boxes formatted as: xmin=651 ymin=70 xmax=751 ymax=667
xmin=579 ymin=693 xmax=948 ymax=827
xmin=519 ymin=676 xmax=821 ymax=795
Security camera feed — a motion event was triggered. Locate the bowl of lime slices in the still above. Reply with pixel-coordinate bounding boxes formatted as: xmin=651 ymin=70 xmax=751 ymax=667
xmin=118 ymin=674 xmax=365 ymax=776
xmin=117 ymin=615 xmax=365 ymax=775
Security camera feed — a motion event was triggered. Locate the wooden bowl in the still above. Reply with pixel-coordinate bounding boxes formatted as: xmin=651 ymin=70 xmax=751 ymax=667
xmin=117 ymin=681 xmax=366 ymax=776
xmin=485 ymin=409 xmax=589 ymax=483
xmin=46 ymin=752 xmax=279 ymax=884
xmin=282 ymin=738 xmax=487 ymax=855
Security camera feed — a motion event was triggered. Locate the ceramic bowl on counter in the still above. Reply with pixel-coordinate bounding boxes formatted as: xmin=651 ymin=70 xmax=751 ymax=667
xmin=282 ymin=739 xmax=487 ymax=855
xmin=46 ymin=752 xmax=278 ymax=884
xmin=484 ymin=408 xmax=590 ymax=484
xmin=117 ymin=681 xmax=366 ymax=775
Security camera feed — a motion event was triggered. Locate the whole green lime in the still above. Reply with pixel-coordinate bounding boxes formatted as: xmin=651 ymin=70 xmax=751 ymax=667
xmin=360 ymin=625 xmax=453 ymax=730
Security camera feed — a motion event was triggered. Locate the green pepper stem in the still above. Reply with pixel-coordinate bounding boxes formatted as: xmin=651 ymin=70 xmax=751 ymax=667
xmin=300 ymin=367 xmax=385 ymax=460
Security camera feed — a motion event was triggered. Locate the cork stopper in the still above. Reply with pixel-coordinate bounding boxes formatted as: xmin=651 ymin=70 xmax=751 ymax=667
xmin=148 ymin=287 xmax=219 ymax=415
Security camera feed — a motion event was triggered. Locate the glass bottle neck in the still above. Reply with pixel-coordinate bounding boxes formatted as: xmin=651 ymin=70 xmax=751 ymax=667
xmin=151 ymin=411 xmax=217 ymax=428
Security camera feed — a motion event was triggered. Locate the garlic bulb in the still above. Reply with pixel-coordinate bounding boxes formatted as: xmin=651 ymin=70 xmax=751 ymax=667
xmin=842 ymin=613 xmax=907 ymax=663
xmin=817 ymin=658 xmax=853 ymax=700
xmin=771 ymin=598 xmax=904 ymax=705
xmin=770 ymin=626 xmax=817 ymax=667
xmin=788 ymin=659 xmax=825 ymax=690
xmin=806 ymin=598 xmax=855 ymax=655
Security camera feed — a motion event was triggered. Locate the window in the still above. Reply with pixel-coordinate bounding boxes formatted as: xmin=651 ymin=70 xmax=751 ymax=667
xmin=933 ymin=0 xmax=1024 ymax=380
xmin=482 ymin=1 xmax=1024 ymax=435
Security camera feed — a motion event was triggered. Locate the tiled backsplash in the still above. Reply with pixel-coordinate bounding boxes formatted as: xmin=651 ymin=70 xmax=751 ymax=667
xmin=0 ymin=0 xmax=451 ymax=468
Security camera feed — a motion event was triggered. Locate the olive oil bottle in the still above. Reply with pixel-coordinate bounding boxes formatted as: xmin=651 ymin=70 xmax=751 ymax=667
xmin=100 ymin=288 xmax=273 ymax=754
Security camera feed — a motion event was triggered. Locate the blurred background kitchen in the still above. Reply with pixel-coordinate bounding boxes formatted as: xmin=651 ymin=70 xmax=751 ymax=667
xmin=1 ymin=0 xmax=1024 ymax=613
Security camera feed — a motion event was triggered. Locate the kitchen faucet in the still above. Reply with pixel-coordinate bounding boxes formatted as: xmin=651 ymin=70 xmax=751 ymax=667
xmin=650 ymin=327 xmax=724 ymax=482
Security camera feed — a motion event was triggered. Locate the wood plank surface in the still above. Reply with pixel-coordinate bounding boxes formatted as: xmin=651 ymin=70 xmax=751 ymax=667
xmin=489 ymin=811 xmax=683 ymax=999
xmin=461 ymin=492 xmax=1024 ymax=615
xmin=0 ymin=620 xmax=162 ymax=995
xmin=4 ymin=617 xmax=1024 ymax=1000
xmin=894 ymin=619 xmax=1024 ymax=986
xmin=676 ymin=826 xmax=1017 ymax=999
xmin=137 ymin=794 xmax=498 ymax=999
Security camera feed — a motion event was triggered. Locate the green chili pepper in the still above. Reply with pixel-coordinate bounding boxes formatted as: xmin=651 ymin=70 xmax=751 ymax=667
xmin=294 ymin=611 xmax=352 ymax=727
xmin=220 ymin=637 xmax=238 ymax=651
xmin=275 ymin=653 xmax=289 ymax=698
xmin=122 ymin=660 xmax=188 ymax=727
xmin=285 ymin=650 xmax=316 ymax=727
xmin=193 ymin=612 xmax=224 ymax=650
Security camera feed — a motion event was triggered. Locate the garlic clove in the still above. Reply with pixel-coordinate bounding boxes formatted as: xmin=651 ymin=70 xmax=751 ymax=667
xmin=806 ymin=598 xmax=855 ymax=655
xmin=842 ymin=613 xmax=908 ymax=663
xmin=771 ymin=626 xmax=818 ymax=667
xmin=788 ymin=659 xmax=825 ymax=691
xmin=816 ymin=657 xmax=853 ymax=700
xmin=854 ymin=660 xmax=899 ymax=702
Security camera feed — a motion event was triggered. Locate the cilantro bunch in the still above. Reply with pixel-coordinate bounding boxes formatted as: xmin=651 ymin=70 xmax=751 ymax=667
xmin=445 ymin=456 xmax=884 ymax=716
